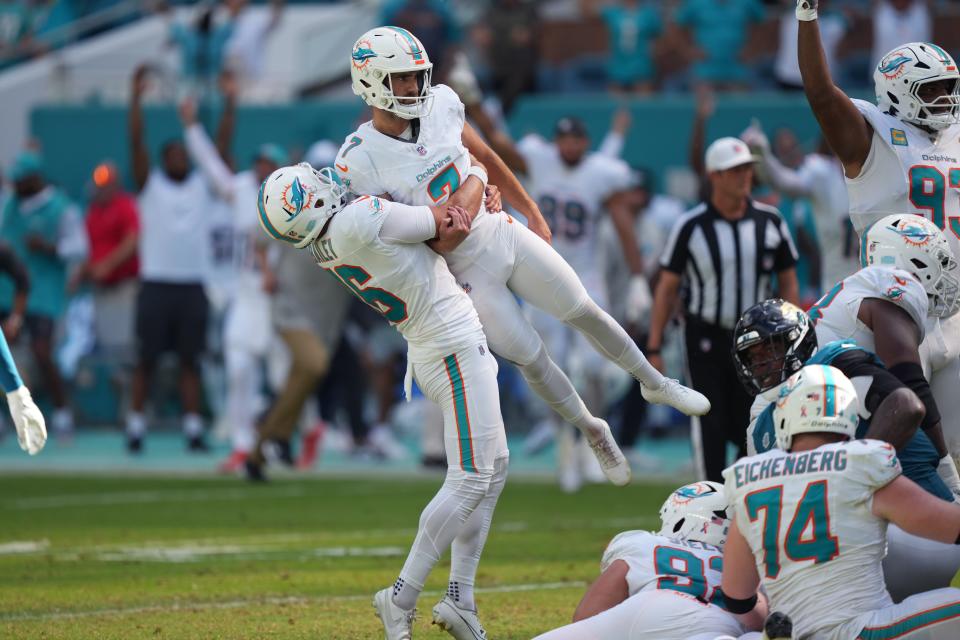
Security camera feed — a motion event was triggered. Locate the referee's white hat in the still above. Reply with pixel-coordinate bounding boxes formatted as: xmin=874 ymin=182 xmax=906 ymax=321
xmin=705 ymin=137 xmax=757 ymax=172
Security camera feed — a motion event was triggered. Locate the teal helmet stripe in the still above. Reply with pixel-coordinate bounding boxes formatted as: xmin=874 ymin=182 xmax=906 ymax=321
xmin=257 ymin=179 xmax=297 ymax=244
xmin=926 ymin=42 xmax=953 ymax=64
xmin=386 ymin=26 xmax=423 ymax=60
xmin=822 ymin=365 xmax=837 ymax=417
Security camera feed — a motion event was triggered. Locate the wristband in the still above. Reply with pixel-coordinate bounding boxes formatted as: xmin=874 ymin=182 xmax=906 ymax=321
xmin=796 ymin=0 xmax=817 ymax=21
xmin=467 ymin=165 xmax=488 ymax=188
xmin=645 ymin=348 xmax=661 ymax=356
xmin=723 ymin=591 xmax=759 ymax=614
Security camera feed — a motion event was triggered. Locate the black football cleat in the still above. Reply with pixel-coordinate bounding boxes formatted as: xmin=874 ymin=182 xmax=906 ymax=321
xmin=126 ymin=436 xmax=143 ymax=455
xmin=187 ymin=436 xmax=210 ymax=453
xmin=244 ymin=459 xmax=267 ymax=483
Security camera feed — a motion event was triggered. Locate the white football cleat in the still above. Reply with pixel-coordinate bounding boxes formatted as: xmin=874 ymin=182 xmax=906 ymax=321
xmin=641 ymin=378 xmax=711 ymax=416
xmin=585 ymin=421 xmax=631 ymax=487
xmin=432 ymin=596 xmax=487 ymax=640
xmin=373 ymin=588 xmax=416 ymax=640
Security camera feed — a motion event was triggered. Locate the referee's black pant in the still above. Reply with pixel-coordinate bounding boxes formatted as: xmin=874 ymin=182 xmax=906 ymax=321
xmin=684 ymin=319 xmax=752 ymax=482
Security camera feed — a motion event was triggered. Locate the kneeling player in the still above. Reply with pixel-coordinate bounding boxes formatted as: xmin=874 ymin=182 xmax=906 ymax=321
xmin=259 ymin=164 xmax=503 ymax=640
xmin=722 ymin=364 xmax=960 ymax=639
xmin=533 ymin=482 xmax=753 ymax=640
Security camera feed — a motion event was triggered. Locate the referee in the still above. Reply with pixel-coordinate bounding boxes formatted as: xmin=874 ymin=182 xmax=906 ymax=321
xmin=647 ymin=136 xmax=800 ymax=481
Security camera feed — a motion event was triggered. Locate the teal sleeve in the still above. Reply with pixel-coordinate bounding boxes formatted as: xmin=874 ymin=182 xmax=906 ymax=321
xmin=0 ymin=330 xmax=23 ymax=393
xmin=754 ymin=404 xmax=775 ymax=454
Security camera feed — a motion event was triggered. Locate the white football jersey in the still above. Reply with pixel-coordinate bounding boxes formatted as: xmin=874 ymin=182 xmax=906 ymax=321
xmin=724 ymin=439 xmax=901 ymax=639
xmin=848 ymin=99 xmax=960 ymax=259
xmin=809 ymin=265 xmax=928 ymax=353
xmin=333 ymin=84 xmax=496 ymax=268
xmin=310 ymin=195 xmax=484 ymax=363
xmin=601 ymin=530 xmax=726 ymax=604
xmin=517 ymin=134 xmax=632 ymax=279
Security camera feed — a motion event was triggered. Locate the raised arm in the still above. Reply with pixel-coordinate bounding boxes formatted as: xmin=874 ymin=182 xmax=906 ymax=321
xmin=214 ymin=71 xmax=238 ymax=161
xmin=598 ymin=108 xmax=631 ymax=159
xmin=462 ymin=122 xmax=552 ymax=243
xmin=180 ymin=98 xmax=236 ymax=202
xmin=689 ymin=85 xmax=714 ymax=179
xmin=129 ymin=65 xmax=151 ymax=192
xmin=796 ymin=1 xmax=872 ymax=177
xmin=742 ymin=125 xmax=816 ymax=198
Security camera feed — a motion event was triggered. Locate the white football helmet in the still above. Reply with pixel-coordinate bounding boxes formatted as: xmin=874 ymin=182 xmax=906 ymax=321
xmin=772 ymin=365 xmax=859 ymax=451
xmin=658 ymin=481 xmax=731 ymax=548
xmin=257 ymin=163 xmax=345 ymax=248
xmin=350 ymin=26 xmax=433 ymax=120
xmin=875 ymin=42 xmax=960 ymax=131
xmin=861 ymin=214 xmax=960 ymax=317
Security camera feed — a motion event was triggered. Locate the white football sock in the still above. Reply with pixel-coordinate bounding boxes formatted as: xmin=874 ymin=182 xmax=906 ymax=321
xmin=449 ymin=456 xmax=509 ymax=610
xmin=392 ymin=466 xmax=493 ymax=610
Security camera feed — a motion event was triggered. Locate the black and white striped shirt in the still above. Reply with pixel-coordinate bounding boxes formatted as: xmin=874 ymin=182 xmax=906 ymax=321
xmin=659 ymin=200 xmax=798 ymax=330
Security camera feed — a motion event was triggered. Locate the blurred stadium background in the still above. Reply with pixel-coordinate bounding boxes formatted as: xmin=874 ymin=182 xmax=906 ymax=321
xmin=0 ymin=2 xmax=958 ymax=636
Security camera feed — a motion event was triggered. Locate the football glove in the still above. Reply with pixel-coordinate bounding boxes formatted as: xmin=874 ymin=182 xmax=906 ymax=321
xmin=937 ymin=455 xmax=960 ymax=501
xmin=626 ymin=275 xmax=653 ymax=325
xmin=796 ymin=0 xmax=818 ymax=21
xmin=740 ymin=119 xmax=771 ymax=156
xmin=8 ymin=386 xmax=46 ymax=455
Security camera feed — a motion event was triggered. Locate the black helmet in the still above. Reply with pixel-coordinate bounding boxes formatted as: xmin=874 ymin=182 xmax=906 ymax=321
xmin=732 ymin=299 xmax=818 ymax=395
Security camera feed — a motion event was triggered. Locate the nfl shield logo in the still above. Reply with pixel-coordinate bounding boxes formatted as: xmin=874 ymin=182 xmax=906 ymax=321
xmin=417 ymin=144 xmax=428 ymax=156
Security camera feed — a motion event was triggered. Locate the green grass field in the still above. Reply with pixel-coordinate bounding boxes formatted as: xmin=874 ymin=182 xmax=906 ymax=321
xmin=0 ymin=473 xmax=673 ymax=639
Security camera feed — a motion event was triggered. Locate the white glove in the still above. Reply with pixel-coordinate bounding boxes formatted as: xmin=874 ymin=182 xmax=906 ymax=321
xmin=796 ymin=0 xmax=818 ymax=21
xmin=740 ymin=119 xmax=771 ymax=156
xmin=937 ymin=455 xmax=960 ymax=500
xmin=625 ymin=274 xmax=653 ymax=325
xmin=8 ymin=386 xmax=46 ymax=455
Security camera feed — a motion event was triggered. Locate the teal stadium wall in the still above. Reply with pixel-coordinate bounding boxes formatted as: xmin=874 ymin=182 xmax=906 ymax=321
xmin=30 ymin=92 xmax=870 ymax=202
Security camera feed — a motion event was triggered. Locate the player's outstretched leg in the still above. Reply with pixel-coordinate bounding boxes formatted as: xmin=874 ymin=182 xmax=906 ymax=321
xmin=435 ymin=455 xmax=508 ymax=640
xmin=507 ymin=225 xmax=710 ymax=416
xmin=453 ymin=262 xmax=630 ymax=486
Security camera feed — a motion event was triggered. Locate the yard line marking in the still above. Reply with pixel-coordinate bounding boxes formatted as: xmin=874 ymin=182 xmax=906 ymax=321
xmin=0 ymin=540 xmax=48 ymax=555
xmin=0 ymin=516 xmax=658 ymax=557
xmin=86 ymin=545 xmax=407 ymax=563
xmin=0 ymin=581 xmax=586 ymax=622
xmin=8 ymin=487 xmax=309 ymax=509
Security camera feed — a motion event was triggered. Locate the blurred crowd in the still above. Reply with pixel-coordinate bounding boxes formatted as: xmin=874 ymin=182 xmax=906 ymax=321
xmin=0 ymin=0 xmax=952 ymax=477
